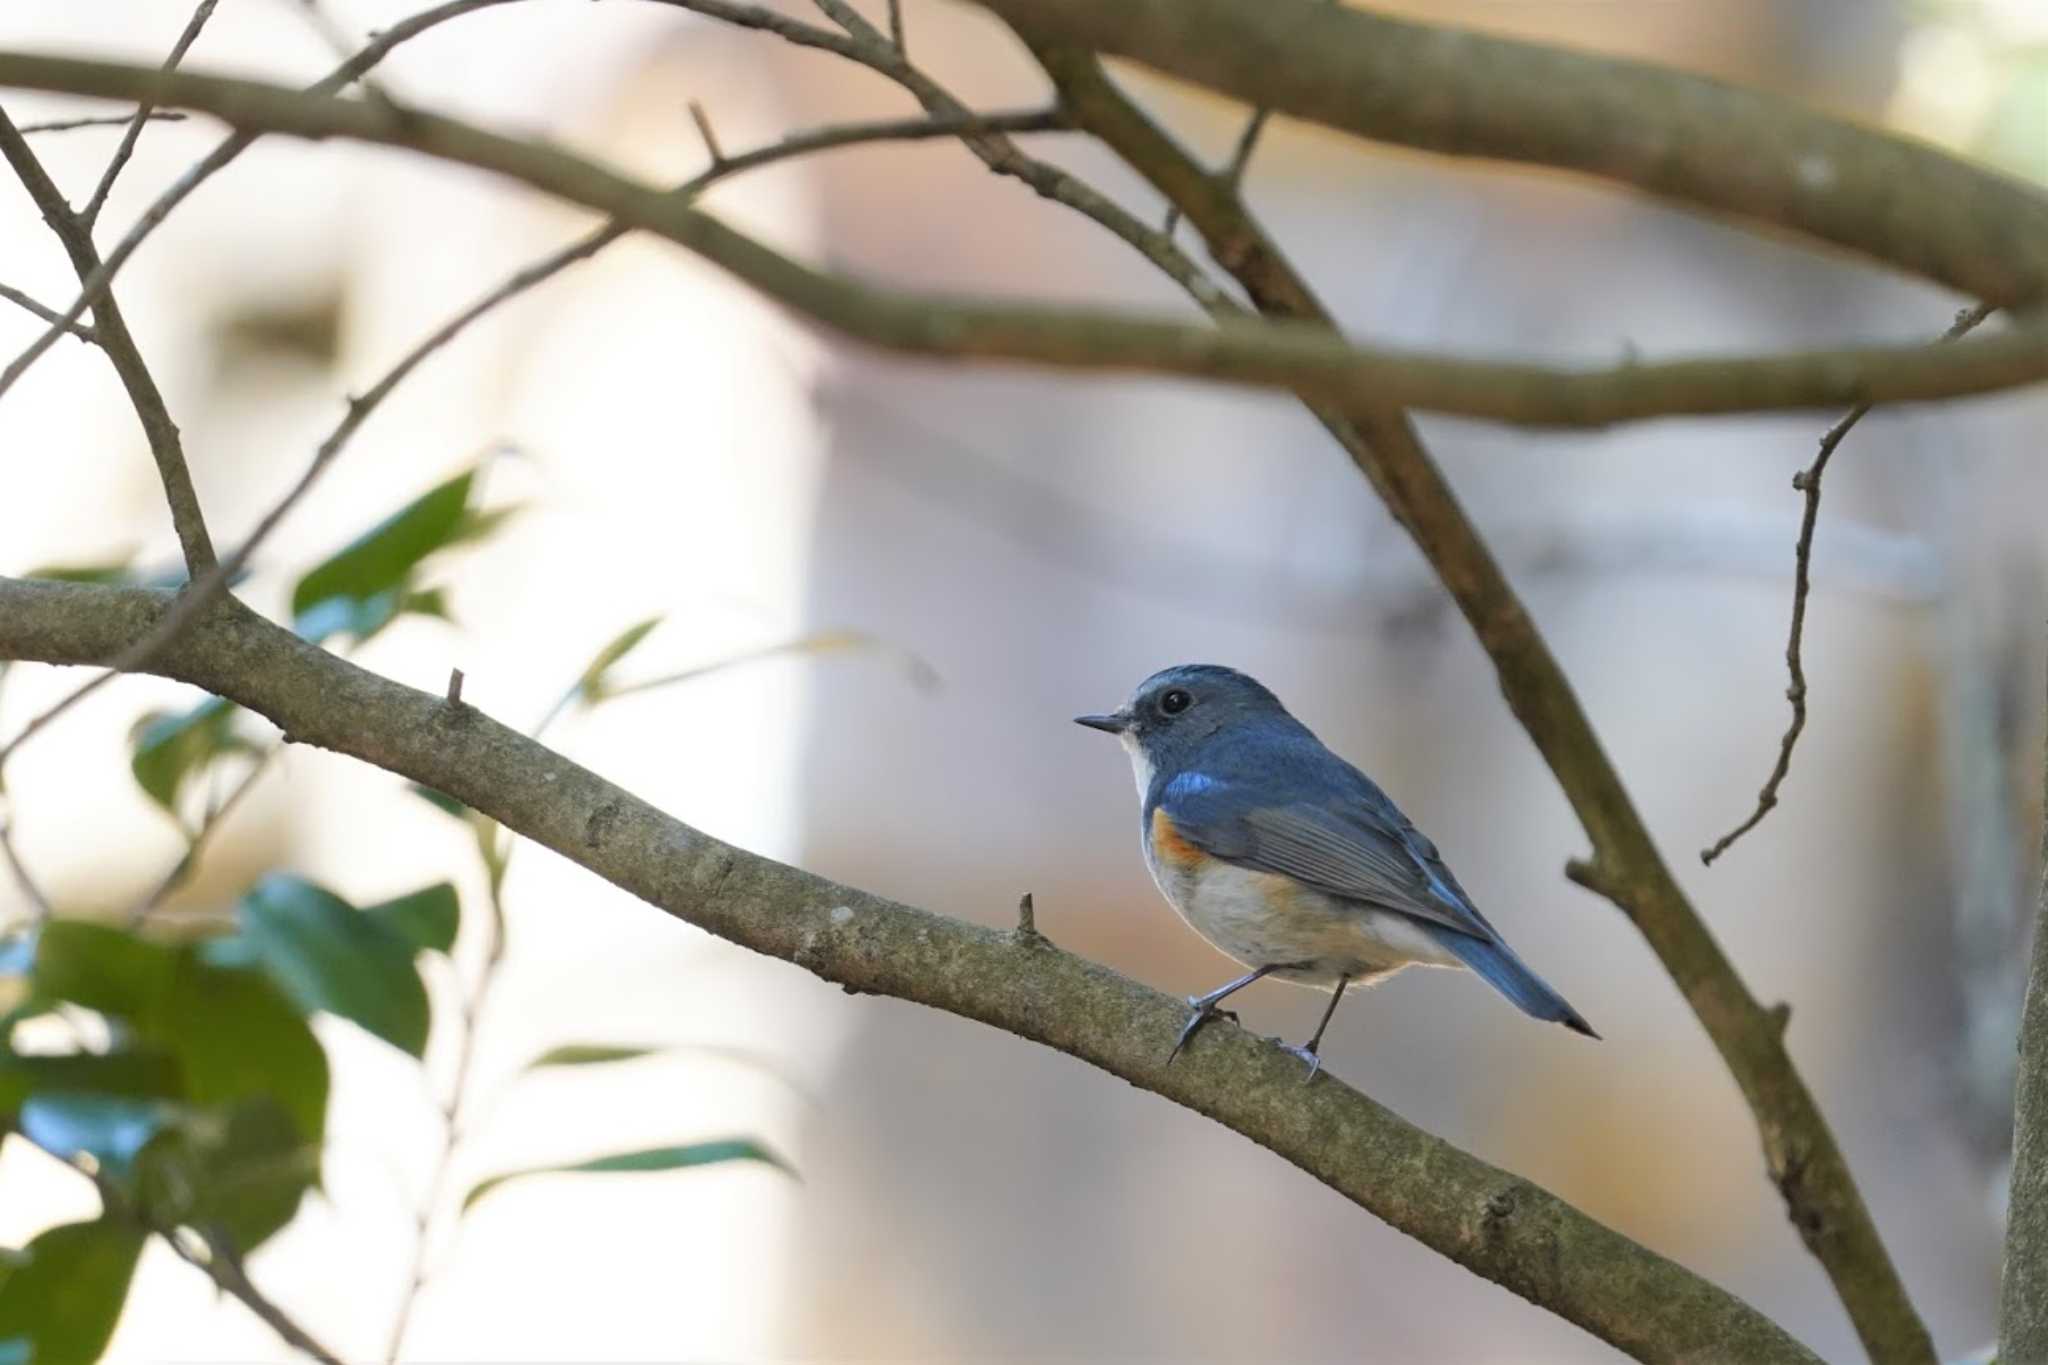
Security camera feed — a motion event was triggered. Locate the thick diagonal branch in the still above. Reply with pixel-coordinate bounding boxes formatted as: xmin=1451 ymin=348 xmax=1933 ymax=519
xmin=0 ymin=575 xmax=1818 ymax=1365
xmin=1027 ymin=46 xmax=1933 ymax=1365
xmin=2002 ymin=673 xmax=2048 ymax=1360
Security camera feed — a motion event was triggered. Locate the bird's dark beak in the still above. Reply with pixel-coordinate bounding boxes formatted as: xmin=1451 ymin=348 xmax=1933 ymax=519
xmin=1074 ymin=711 xmax=1129 ymax=735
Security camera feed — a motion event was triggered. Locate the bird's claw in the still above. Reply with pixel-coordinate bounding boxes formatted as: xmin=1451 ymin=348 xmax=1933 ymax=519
xmin=1165 ymin=1001 xmax=1238 ymax=1065
xmin=1276 ymin=1041 xmax=1324 ymax=1083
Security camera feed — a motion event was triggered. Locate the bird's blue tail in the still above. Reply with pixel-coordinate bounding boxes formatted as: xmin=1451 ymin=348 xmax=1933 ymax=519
xmin=1429 ymin=927 xmax=1598 ymax=1038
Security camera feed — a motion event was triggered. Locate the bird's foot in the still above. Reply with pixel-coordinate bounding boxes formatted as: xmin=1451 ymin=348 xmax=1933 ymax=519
xmin=1276 ymin=1041 xmax=1324 ymax=1083
xmin=1165 ymin=1001 xmax=1239 ymax=1065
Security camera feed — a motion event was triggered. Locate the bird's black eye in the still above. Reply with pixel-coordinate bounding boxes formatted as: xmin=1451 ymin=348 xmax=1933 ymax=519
xmin=1160 ymin=688 xmax=1192 ymax=715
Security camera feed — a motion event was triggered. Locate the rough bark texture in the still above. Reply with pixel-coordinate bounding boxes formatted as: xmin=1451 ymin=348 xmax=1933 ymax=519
xmin=0 ymin=575 xmax=1820 ymax=1365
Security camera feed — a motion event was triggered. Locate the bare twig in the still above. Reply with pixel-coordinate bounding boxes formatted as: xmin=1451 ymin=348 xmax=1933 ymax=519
xmin=1700 ymin=303 xmax=1996 ymax=865
xmin=888 ymin=0 xmax=905 ymax=52
xmin=0 ymin=283 xmax=94 ymax=341
xmin=0 ymin=813 xmax=54 ymax=923
xmin=445 ymin=667 xmax=465 ymax=704
xmin=17 ymin=110 xmax=187 ymax=135
xmin=1163 ymin=99 xmax=1269 ymax=237
xmin=0 ymin=109 xmax=218 ymax=575
xmin=77 ymin=0 xmax=218 ymax=227
xmin=0 ymin=0 xmax=522 ymax=412
xmin=127 ymin=745 xmax=280 ymax=925
xmin=687 ymin=99 xmax=724 ymax=166
xmin=165 ymin=1224 xmax=343 ymax=1365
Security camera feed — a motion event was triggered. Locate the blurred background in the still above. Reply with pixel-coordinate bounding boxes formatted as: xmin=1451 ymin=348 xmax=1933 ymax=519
xmin=2 ymin=0 xmax=2046 ymax=1359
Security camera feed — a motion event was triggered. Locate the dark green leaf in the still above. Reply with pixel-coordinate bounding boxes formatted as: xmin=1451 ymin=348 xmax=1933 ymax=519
xmin=520 ymin=1044 xmax=661 ymax=1071
xmin=0 ymin=1220 xmax=145 ymax=1364
xmin=137 ymin=1096 xmax=316 ymax=1250
xmin=290 ymin=468 xmax=504 ymax=644
xmin=238 ymin=876 xmax=429 ymax=1057
xmin=17 ymin=1093 xmax=174 ymax=1180
xmin=130 ymin=697 xmax=255 ymax=818
xmin=461 ymin=1138 xmax=792 ymax=1213
xmin=146 ymin=956 xmax=328 ymax=1147
xmin=32 ymin=922 xmax=176 ymax=1020
xmin=0 ymin=1047 xmax=183 ymax=1116
xmin=363 ymin=884 xmax=459 ymax=956
xmin=407 ymin=783 xmax=468 ymax=819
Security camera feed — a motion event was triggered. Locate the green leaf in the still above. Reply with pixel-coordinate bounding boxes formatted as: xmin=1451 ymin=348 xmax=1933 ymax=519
xmin=130 ymin=697 xmax=256 ymax=819
xmin=578 ymin=616 xmax=663 ymax=699
xmin=290 ymin=468 xmax=506 ymax=645
xmin=16 ymin=1093 xmax=174 ymax=1180
xmin=520 ymin=1044 xmax=662 ymax=1071
xmin=238 ymin=876 xmax=430 ymax=1057
xmin=0 ymin=1047 xmax=183 ymax=1117
xmin=363 ymin=883 xmax=459 ymax=955
xmin=147 ymin=956 xmax=328 ymax=1148
xmin=136 ymin=1097 xmax=317 ymax=1250
xmin=0 ymin=1220 xmax=145 ymax=1365
xmin=25 ymin=560 xmax=134 ymax=586
xmin=32 ymin=922 xmax=177 ymax=1020
xmin=461 ymin=1138 xmax=792 ymax=1214
xmin=407 ymin=783 xmax=468 ymax=819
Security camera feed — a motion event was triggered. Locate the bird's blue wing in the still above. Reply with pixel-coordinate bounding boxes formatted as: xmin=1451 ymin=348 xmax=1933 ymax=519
xmin=1157 ymin=769 xmax=1496 ymax=940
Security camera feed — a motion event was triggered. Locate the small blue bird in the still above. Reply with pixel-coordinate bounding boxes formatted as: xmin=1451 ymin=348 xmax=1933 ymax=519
xmin=1077 ymin=664 xmax=1596 ymax=1078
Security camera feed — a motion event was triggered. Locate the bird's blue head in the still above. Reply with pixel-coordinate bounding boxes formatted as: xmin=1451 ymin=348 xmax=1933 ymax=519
xmin=1075 ymin=664 xmax=1300 ymax=794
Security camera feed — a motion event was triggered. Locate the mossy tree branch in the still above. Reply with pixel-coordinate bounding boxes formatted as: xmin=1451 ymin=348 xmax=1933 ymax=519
xmin=0 ymin=575 xmax=1819 ymax=1365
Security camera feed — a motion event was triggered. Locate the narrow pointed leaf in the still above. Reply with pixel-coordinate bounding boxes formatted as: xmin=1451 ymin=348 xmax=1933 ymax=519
xmin=520 ymin=1043 xmax=662 ymax=1071
xmin=290 ymin=467 xmax=507 ymax=644
xmin=578 ymin=616 xmax=663 ymax=700
xmin=462 ymin=1138 xmax=792 ymax=1213
xmin=238 ymin=875 xmax=430 ymax=1057
xmin=407 ymin=783 xmax=468 ymax=819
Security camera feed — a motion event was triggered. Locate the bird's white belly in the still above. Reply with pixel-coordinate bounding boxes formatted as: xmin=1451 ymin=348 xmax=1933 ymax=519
xmin=1148 ymin=852 xmax=1463 ymax=987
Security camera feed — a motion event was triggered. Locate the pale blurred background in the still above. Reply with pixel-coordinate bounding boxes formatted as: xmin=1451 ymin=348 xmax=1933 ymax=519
xmin=2 ymin=0 xmax=2046 ymax=1360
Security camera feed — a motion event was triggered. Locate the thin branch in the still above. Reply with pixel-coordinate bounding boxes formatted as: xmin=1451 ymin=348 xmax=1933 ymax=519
xmin=127 ymin=745 xmax=280 ymax=924
xmin=0 ymin=282 xmax=94 ymax=341
xmin=1163 ymin=76 xmax=1270 ymax=238
xmin=77 ymin=0 xmax=218 ymax=227
xmin=164 ymin=1224 xmax=343 ymax=1365
xmin=1701 ymin=303 xmax=1996 ymax=865
xmin=16 ymin=110 xmax=187 ymax=135
xmin=382 ymin=850 xmax=508 ymax=1364
xmin=0 ymin=574 xmax=1824 ymax=1365
xmin=0 ymin=103 xmax=1035 ymax=783
xmin=0 ymin=55 xmax=2042 ymax=426
xmin=804 ymin=0 xmax=1235 ymax=316
xmin=887 ymin=0 xmax=905 ymax=52
xmin=1024 ymin=45 xmax=1933 ymax=1365
xmin=687 ymin=99 xmax=724 ymax=166
xmin=0 ymin=0 xmax=523 ymax=412
xmin=970 ymin=0 xmax=2048 ymax=308
xmin=0 ymin=108 xmax=218 ymax=575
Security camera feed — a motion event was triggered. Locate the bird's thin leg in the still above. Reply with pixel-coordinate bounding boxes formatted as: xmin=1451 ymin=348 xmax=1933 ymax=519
xmin=1278 ymin=977 xmax=1350 ymax=1082
xmin=1167 ymin=965 xmax=1278 ymax=1065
